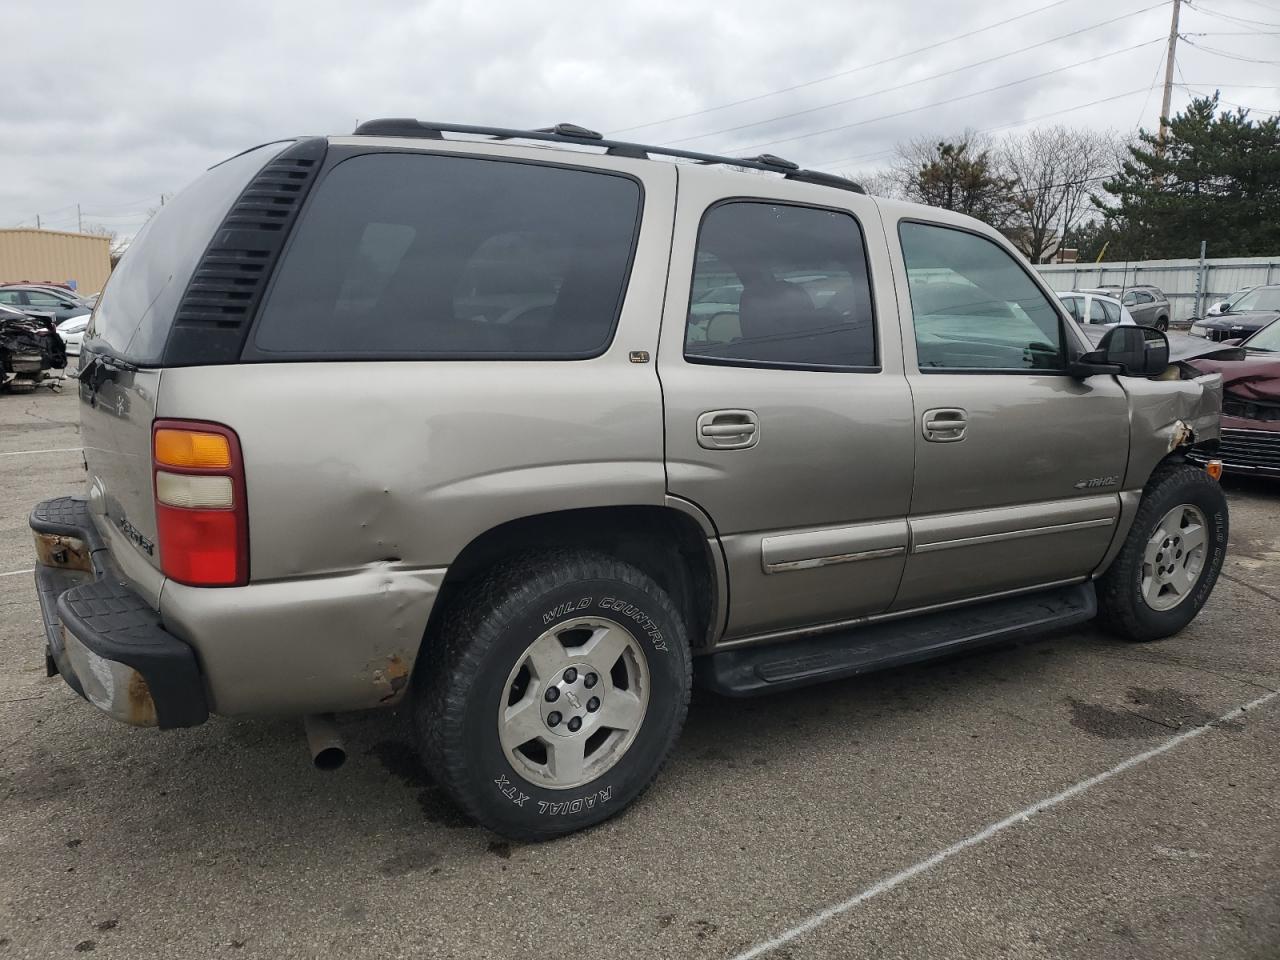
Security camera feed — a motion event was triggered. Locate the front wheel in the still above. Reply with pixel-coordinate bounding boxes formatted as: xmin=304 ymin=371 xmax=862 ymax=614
xmin=1097 ymin=463 xmax=1228 ymax=641
xmin=414 ymin=550 xmax=692 ymax=840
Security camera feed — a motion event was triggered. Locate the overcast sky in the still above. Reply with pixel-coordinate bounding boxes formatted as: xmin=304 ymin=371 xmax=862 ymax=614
xmin=4 ymin=0 xmax=1276 ymax=239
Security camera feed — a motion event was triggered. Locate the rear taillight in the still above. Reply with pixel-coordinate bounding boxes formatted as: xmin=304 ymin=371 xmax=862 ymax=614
xmin=152 ymin=420 xmax=248 ymax=586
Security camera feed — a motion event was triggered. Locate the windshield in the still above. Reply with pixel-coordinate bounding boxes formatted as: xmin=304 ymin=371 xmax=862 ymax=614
xmin=1246 ymin=318 xmax=1280 ymax=351
xmin=1233 ymin=288 xmax=1280 ymax=313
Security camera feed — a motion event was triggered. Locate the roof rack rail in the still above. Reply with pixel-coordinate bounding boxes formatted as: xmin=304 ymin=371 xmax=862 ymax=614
xmin=350 ymin=119 xmax=865 ymax=194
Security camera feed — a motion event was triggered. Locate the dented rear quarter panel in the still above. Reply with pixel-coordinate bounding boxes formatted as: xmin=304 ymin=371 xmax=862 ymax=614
xmin=158 ymin=359 xmax=667 ymax=576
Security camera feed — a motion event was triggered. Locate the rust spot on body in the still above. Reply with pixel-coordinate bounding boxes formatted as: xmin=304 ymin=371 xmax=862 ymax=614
xmin=126 ymin=671 xmax=158 ymax=726
xmin=34 ymin=532 xmax=92 ymax=573
xmin=373 ymin=654 xmax=412 ymax=703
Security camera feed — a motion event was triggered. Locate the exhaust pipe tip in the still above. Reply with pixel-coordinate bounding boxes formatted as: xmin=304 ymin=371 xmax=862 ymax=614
xmin=313 ymin=744 xmax=346 ymax=771
xmin=303 ymin=713 xmax=346 ymax=771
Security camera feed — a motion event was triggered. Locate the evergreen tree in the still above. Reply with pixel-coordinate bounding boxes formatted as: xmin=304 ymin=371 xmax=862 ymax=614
xmin=1096 ymin=94 xmax=1280 ymax=260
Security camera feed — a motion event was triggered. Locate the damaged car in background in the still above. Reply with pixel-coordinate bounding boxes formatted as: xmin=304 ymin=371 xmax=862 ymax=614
xmin=1 ymin=303 xmax=66 ymax=393
xmin=1188 ymin=318 xmax=1280 ymax=478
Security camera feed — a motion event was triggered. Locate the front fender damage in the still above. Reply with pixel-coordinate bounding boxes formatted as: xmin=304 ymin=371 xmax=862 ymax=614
xmin=1122 ymin=372 xmax=1223 ymax=488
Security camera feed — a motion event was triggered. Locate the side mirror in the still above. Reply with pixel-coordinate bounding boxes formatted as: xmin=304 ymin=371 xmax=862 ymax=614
xmin=1212 ymin=301 xmax=1230 ymax=315
xmin=1221 ymin=337 xmax=1243 ymax=347
xmin=1071 ymin=326 xmax=1170 ymax=378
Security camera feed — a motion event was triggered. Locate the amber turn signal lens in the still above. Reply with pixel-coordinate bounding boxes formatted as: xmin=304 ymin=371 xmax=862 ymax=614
xmin=1205 ymin=459 xmax=1223 ymax=481
xmin=154 ymin=429 xmax=232 ymax=469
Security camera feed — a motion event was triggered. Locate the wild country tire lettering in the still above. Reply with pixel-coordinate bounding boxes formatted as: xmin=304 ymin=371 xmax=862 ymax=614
xmin=541 ymin=596 xmax=668 ymax=652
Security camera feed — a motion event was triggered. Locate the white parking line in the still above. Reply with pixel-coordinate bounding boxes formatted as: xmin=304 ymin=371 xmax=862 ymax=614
xmin=0 ymin=447 xmax=82 ymax=457
xmin=0 ymin=569 xmax=34 ymax=578
xmin=730 ymin=688 xmax=1280 ymax=960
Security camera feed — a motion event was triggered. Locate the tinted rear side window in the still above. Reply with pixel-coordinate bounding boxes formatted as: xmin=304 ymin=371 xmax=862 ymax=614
xmin=89 ymin=142 xmax=289 ymax=364
xmin=250 ymin=153 xmax=642 ymax=359
xmin=684 ymin=201 xmax=876 ymax=370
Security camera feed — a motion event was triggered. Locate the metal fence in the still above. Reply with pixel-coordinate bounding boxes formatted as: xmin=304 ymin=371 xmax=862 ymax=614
xmin=1035 ymin=255 xmax=1280 ymax=325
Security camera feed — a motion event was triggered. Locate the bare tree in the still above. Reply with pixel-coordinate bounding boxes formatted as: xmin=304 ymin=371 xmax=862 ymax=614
xmin=846 ymin=168 xmax=900 ymax=199
xmin=1002 ymin=126 xmax=1118 ymax=263
xmin=83 ymin=224 xmax=129 ymax=267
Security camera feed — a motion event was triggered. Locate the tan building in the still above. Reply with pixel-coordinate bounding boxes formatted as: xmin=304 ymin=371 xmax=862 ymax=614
xmin=0 ymin=228 xmax=112 ymax=295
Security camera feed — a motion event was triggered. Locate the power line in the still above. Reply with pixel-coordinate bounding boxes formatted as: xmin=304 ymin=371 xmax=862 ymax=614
xmin=1223 ymin=0 xmax=1280 ymax=13
xmin=727 ymin=37 xmax=1166 ymax=154
xmin=1180 ymin=36 xmax=1280 ymax=61
xmin=660 ymin=1 xmax=1169 ymax=147
xmin=812 ymin=87 xmax=1154 ymax=171
xmin=1185 ymin=0 xmax=1280 ymax=27
xmin=1175 ymin=82 xmax=1280 ymax=112
xmin=19 ymin=195 xmax=170 ymax=232
xmin=605 ymin=0 xmax=1076 ymax=135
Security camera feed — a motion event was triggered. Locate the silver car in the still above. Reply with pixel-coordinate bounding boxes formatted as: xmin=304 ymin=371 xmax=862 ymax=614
xmin=1083 ymin=285 xmax=1171 ymax=331
xmin=31 ymin=121 xmax=1230 ymax=840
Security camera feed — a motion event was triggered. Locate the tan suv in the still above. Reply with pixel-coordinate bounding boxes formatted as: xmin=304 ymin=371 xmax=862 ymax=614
xmin=31 ymin=120 xmax=1229 ymax=840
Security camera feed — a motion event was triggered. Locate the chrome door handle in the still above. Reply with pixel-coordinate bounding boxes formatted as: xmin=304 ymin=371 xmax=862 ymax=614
xmin=922 ymin=407 xmax=967 ymax=442
xmin=697 ymin=409 xmax=759 ymax=450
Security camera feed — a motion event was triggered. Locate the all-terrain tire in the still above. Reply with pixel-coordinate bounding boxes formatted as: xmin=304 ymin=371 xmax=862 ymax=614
xmin=414 ymin=549 xmax=692 ymax=840
xmin=1096 ymin=463 xmax=1228 ymax=641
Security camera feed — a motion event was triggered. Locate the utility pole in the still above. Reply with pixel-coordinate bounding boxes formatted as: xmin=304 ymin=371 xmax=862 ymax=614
xmin=1158 ymin=0 xmax=1182 ymax=158
xmin=35 ymin=214 xmax=41 ymax=229
xmin=77 ymin=203 xmax=83 ymax=233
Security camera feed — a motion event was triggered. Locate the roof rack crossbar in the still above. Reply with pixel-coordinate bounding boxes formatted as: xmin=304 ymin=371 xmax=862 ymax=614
xmin=350 ymin=118 xmax=865 ymax=194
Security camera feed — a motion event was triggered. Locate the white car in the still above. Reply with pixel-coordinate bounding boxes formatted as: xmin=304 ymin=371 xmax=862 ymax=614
xmin=56 ymin=314 xmax=89 ymax=357
xmin=1205 ymin=287 xmax=1254 ymax=318
xmin=1058 ymin=290 xmax=1137 ymax=330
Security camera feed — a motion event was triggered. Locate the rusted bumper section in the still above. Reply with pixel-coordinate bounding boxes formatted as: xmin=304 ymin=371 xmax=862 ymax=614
xmin=30 ymin=497 xmax=208 ymax=729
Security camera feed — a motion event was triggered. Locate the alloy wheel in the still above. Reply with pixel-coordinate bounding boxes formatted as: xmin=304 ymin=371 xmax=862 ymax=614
xmin=1141 ymin=504 xmax=1208 ymax=611
xmin=498 ymin=617 xmax=650 ymax=790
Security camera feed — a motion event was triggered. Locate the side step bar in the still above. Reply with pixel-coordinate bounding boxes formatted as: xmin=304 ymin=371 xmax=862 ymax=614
xmin=696 ymin=582 xmax=1096 ymax=697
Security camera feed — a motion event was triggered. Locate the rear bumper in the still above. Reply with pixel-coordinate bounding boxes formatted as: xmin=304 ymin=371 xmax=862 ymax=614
xmin=30 ymin=497 xmax=208 ymax=729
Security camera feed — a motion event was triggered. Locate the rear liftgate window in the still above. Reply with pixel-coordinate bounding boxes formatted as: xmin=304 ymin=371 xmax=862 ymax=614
xmin=249 ymin=153 xmax=642 ymax=359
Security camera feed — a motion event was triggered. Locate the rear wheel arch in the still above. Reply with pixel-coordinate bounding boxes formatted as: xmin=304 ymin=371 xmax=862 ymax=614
xmin=423 ymin=505 xmax=724 ymax=658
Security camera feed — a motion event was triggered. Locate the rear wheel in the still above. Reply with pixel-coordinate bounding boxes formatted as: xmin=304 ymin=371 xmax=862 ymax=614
xmin=1155 ymin=315 xmax=1169 ymax=332
xmin=414 ymin=550 xmax=691 ymax=840
xmin=1097 ymin=463 xmax=1227 ymax=641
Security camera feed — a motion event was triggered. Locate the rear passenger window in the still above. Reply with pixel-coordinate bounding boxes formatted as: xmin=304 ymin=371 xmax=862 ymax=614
xmin=251 ymin=153 xmax=642 ymax=358
xmin=684 ymin=201 xmax=876 ymax=370
xmin=899 ymin=221 xmax=1065 ymax=372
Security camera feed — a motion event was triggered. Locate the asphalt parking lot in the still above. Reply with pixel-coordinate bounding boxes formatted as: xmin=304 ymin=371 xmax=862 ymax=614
xmin=1 ymin=384 xmax=1277 ymax=960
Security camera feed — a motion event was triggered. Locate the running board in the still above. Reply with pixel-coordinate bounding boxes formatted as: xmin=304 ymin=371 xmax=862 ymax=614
xmin=696 ymin=583 xmax=1096 ymax=697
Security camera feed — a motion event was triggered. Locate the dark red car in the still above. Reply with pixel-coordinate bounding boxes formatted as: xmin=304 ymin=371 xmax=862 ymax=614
xmin=1190 ymin=319 xmax=1280 ymax=477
